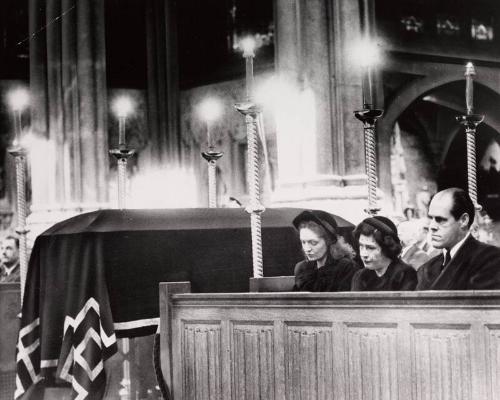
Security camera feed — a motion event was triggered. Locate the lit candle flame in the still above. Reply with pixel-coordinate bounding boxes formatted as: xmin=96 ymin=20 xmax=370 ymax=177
xmin=8 ymin=88 xmax=29 ymax=112
xmin=240 ymin=37 xmax=256 ymax=58
xmin=113 ymin=96 xmax=134 ymax=119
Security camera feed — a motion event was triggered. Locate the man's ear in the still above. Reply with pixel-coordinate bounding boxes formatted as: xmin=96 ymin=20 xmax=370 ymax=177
xmin=459 ymin=213 xmax=470 ymax=230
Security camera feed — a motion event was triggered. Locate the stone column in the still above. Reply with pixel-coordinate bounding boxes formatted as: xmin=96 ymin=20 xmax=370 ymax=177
xmin=274 ymin=0 xmax=335 ymax=183
xmin=273 ymin=0 xmax=368 ymax=222
xmin=143 ymin=0 xmax=181 ymax=171
xmin=28 ymin=0 xmax=109 ymax=236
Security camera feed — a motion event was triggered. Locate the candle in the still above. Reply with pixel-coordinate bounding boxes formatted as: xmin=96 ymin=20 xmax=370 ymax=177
xmin=353 ymin=40 xmax=378 ymax=110
xmin=241 ymin=37 xmax=256 ymax=101
xmin=113 ymin=96 xmax=133 ymax=147
xmin=199 ymin=97 xmax=222 ymax=149
xmin=8 ymin=88 xmax=29 ymax=144
xmin=363 ymin=65 xmax=375 ymax=109
xmin=206 ymin=121 xmax=213 ymax=150
xmin=465 ymin=62 xmax=475 ymax=115
xmin=118 ymin=116 xmax=126 ymax=147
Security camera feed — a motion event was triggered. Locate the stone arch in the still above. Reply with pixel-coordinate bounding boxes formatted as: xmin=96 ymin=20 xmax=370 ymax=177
xmin=377 ymin=68 xmax=500 ymax=200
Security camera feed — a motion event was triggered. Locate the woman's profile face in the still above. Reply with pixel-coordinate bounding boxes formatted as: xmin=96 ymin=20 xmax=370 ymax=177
xmin=300 ymin=227 xmax=328 ymax=263
xmin=358 ymin=234 xmax=391 ymax=272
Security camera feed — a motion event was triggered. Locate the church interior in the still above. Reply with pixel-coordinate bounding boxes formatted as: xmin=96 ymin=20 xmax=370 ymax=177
xmin=2 ymin=0 xmax=500 ymax=399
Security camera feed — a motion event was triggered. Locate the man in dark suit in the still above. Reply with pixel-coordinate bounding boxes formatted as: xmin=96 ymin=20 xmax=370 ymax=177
xmin=0 ymin=235 xmax=20 ymax=283
xmin=417 ymin=188 xmax=500 ymax=290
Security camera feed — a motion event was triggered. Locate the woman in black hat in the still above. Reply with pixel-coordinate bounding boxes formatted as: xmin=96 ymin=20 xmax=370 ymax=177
xmin=351 ymin=216 xmax=417 ymax=291
xmin=292 ymin=210 xmax=360 ymax=291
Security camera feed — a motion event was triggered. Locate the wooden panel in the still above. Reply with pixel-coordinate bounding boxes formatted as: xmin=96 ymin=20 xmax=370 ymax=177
xmin=161 ymin=287 xmax=500 ymax=400
xmin=181 ymin=321 xmax=222 ymax=400
xmin=344 ymin=323 xmax=399 ymax=400
xmin=410 ymin=324 xmax=472 ymax=400
xmin=284 ymin=322 xmax=334 ymax=400
xmin=231 ymin=322 xmax=275 ymax=400
xmin=485 ymin=324 xmax=500 ymax=400
xmin=0 ymin=284 xmax=20 ymax=400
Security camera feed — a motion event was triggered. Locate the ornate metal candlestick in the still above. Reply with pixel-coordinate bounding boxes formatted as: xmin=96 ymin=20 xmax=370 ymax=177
xmin=199 ymin=97 xmax=223 ymax=208
xmin=355 ymin=109 xmax=384 ymax=215
xmin=202 ymin=150 xmax=223 ymax=208
xmin=456 ymin=62 xmax=484 ymax=212
xmin=235 ymin=38 xmax=265 ymax=278
xmin=7 ymin=88 xmax=30 ymax=303
xmin=110 ymin=97 xmax=134 ymax=400
xmin=354 ymin=53 xmax=384 ymax=216
xmin=110 ymin=97 xmax=135 ymax=209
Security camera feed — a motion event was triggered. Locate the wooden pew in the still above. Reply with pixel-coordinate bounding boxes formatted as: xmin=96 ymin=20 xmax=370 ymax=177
xmin=0 ymin=283 xmax=20 ymax=400
xmin=160 ymin=283 xmax=500 ymax=400
xmin=249 ymin=276 xmax=295 ymax=292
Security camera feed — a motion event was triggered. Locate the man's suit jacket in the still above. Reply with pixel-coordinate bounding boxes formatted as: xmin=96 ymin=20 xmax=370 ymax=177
xmin=417 ymin=236 xmax=500 ymax=290
xmin=0 ymin=263 xmax=20 ymax=283
xmin=401 ymin=244 xmax=430 ymax=270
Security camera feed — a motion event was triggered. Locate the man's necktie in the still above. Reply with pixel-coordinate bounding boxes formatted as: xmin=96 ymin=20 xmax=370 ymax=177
xmin=443 ymin=250 xmax=451 ymax=269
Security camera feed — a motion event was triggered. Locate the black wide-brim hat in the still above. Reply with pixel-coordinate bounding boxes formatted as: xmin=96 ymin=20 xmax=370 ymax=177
xmin=292 ymin=209 xmax=339 ymax=240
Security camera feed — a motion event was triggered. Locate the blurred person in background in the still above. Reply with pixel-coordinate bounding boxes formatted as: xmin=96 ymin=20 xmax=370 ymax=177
xmin=399 ymin=220 xmax=431 ymax=270
xmin=0 ymin=235 xmax=20 ymax=283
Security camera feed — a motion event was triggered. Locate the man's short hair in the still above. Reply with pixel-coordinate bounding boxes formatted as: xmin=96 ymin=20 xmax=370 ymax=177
xmin=448 ymin=188 xmax=475 ymax=228
xmin=4 ymin=235 xmax=19 ymax=249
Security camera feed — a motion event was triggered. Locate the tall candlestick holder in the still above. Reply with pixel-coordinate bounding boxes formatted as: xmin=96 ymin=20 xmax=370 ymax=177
xmin=109 ymin=116 xmax=135 ymax=209
xmin=235 ymin=102 xmax=265 ymax=278
xmin=235 ymin=37 xmax=266 ymax=278
xmin=7 ymin=88 xmax=30 ymax=304
xmin=456 ymin=62 xmax=484 ymax=212
xmin=355 ymin=108 xmax=384 ymax=216
xmin=9 ymin=142 xmax=29 ymax=302
xmin=202 ymin=149 xmax=223 ymax=208
xmin=110 ymin=99 xmax=134 ymax=400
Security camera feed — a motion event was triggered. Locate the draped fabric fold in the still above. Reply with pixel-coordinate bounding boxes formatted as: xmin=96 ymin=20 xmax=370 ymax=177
xmin=15 ymin=233 xmax=117 ymax=399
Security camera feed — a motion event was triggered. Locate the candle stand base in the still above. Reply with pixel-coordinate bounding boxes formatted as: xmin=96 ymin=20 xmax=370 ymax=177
xmin=235 ymin=101 xmax=259 ymax=115
xmin=8 ymin=146 xmax=28 ymax=158
xmin=201 ymin=150 xmax=224 ymax=162
xmin=109 ymin=147 xmax=135 ymax=160
xmin=354 ymin=108 xmax=384 ymax=124
xmin=456 ymin=114 xmax=484 ymax=129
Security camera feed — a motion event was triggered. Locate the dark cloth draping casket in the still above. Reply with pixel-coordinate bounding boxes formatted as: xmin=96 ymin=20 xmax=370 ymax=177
xmin=15 ymin=207 xmax=352 ymax=399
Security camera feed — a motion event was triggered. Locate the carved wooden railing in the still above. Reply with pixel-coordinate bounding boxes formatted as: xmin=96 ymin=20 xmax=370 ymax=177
xmin=160 ymin=283 xmax=500 ymax=400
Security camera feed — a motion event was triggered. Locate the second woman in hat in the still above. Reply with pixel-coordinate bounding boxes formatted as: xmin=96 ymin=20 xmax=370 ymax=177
xmin=293 ymin=210 xmax=360 ymax=292
xmin=351 ymin=216 xmax=417 ymax=291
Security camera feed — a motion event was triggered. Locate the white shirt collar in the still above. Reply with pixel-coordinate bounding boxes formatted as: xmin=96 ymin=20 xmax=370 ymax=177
xmin=442 ymin=232 xmax=470 ymax=261
xmin=3 ymin=263 xmax=18 ymax=276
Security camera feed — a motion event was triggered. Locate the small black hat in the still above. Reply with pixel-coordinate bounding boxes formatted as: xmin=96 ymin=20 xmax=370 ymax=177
xmin=361 ymin=216 xmax=399 ymax=240
xmin=293 ymin=210 xmax=338 ymax=240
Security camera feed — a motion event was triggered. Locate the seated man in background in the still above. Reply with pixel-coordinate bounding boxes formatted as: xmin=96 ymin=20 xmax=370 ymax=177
xmin=418 ymin=217 xmax=440 ymax=258
xmin=0 ymin=235 xmax=20 ymax=283
xmin=398 ymin=219 xmax=430 ymax=270
xmin=417 ymin=188 xmax=500 ymax=290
